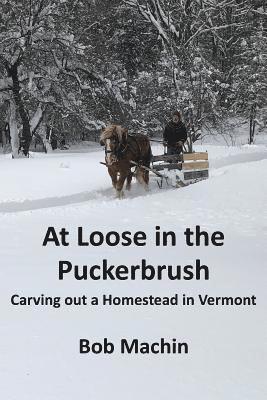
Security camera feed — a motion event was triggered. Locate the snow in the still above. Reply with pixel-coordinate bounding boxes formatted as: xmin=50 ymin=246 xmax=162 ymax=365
xmin=0 ymin=141 xmax=266 ymax=205
xmin=0 ymin=138 xmax=267 ymax=400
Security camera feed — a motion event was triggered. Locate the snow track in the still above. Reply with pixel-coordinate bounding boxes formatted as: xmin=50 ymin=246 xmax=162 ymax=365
xmin=0 ymin=183 xmax=171 ymax=214
xmin=0 ymin=190 xmax=110 ymax=213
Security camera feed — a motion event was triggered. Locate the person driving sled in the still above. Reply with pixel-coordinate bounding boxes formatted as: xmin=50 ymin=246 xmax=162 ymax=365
xmin=163 ymin=111 xmax=187 ymax=155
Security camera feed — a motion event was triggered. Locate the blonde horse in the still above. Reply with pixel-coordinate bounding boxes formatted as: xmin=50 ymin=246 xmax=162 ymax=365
xmin=100 ymin=125 xmax=151 ymax=198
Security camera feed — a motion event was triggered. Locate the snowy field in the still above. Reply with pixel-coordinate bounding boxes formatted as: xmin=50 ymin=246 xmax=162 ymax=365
xmin=1 ymin=137 xmax=267 ymax=400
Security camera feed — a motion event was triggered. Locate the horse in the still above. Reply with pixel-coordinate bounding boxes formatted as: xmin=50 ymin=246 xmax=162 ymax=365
xmin=100 ymin=125 xmax=152 ymax=198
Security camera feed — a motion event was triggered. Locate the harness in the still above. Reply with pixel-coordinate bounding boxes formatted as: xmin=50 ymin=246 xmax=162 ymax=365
xmin=104 ymin=134 xmax=147 ymax=166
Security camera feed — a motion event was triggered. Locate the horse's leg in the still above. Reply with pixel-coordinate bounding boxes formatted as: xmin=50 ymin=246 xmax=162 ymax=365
xmin=116 ymin=173 xmax=127 ymax=199
xmin=126 ymin=172 xmax=133 ymax=190
xmin=136 ymin=167 xmax=149 ymax=191
xmin=112 ymin=175 xmax=118 ymax=189
xmin=108 ymin=168 xmax=117 ymax=189
xmin=142 ymin=151 xmax=150 ymax=188
xmin=144 ymin=171 xmax=149 ymax=186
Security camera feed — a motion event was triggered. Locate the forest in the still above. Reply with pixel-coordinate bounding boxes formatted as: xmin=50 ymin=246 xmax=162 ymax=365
xmin=0 ymin=0 xmax=266 ymax=157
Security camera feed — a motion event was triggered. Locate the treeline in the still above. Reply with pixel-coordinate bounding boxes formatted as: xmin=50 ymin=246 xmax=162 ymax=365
xmin=0 ymin=0 xmax=266 ymax=156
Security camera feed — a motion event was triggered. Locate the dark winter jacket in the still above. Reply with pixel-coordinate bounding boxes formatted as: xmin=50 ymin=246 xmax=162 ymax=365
xmin=163 ymin=121 xmax=187 ymax=145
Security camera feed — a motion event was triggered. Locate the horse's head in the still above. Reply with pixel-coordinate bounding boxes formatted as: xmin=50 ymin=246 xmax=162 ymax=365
xmin=100 ymin=125 xmax=128 ymax=166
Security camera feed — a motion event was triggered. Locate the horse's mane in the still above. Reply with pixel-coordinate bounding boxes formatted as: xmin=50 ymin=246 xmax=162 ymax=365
xmin=100 ymin=124 xmax=128 ymax=142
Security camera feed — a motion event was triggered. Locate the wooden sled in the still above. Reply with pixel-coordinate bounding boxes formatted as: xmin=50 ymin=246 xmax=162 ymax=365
xmin=149 ymin=151 xmax=209 ymax=188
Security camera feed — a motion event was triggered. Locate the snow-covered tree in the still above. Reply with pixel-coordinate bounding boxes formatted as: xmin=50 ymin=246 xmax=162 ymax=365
xmin=231 ymin=16 xmax=267 ymax=143
xmin=0 ymin=0 xmax=105 ymax=156
xmin=126 ymin=0 xmax=267 ymax=146
xmin=1 ymin=0 xmax=266 ymax=156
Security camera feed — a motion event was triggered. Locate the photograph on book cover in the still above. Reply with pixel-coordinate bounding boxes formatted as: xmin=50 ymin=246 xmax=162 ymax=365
xmin=0 ymin=1 xmax=266 ymax=400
